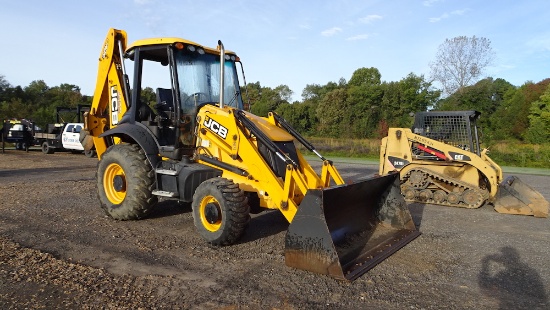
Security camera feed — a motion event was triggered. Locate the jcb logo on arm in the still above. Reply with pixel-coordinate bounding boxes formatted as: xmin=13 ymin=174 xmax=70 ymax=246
xmin=204 ymin=116 xmax=228 ymax=139
xmin=111 ymin=86 xmax=119 ymax=125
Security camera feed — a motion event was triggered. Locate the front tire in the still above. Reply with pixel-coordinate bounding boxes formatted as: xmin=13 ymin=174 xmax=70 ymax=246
xmin=97 ymin=143 xmax=157 ymax=220
xmin=192 ymin=178 xmax=249 ymax=245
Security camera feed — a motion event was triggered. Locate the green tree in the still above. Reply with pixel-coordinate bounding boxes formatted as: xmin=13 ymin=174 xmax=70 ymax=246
xmin=141 ymin=87 xmax=156 ymax=107
xmin=492 ymin=79 xmax=550 ymax=140
xmin=0 ymin=98 xmax=33 ymax=121
xmin=24 ymin=80 xmax=50 ymax=108
xmin=525 ymin=84 xmax=550 ymax=143
xmin=346 ymin=67 xmax=384 ymax=138
xmin=0 ymin=74 xmax=10 ymax=102
xmin=48 ymin=84 xmax=83 ymax=108
xmin=433 ymin=78 xmax=514 ymax=139
xmin=316 ymin=88 xmax=348 ymax=137
xmin=249 ymin=83 xmax=292 ymax=117
xmin=275 ymin=101 xmax=317 ymax=135
xmin=381 ymin=73 xmax=440 ymax=129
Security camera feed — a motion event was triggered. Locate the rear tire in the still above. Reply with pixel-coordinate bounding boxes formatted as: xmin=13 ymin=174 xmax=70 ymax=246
xmin=192 ymin=178 xmax=249 ymax=245
xmin=42 ymin=142 xmax=54 ymax=154
xmin=84 ymin=149 xmax=96 ymax=158
xmin=97 ymin=143 xmax=157 ymax=220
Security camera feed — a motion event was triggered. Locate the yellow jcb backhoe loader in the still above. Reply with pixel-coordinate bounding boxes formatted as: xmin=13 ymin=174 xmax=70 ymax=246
xmin=379 ymin=110 xmax=549 ymax=217
xmin=80 ymin=28 xmax=420 ymax=281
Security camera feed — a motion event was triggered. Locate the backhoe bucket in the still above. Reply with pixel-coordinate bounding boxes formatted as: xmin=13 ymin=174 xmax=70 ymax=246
xmin=493 ymin=175 xmax=549 ymax=218
xmin=285 ymin=173 xmax=420 ymax=281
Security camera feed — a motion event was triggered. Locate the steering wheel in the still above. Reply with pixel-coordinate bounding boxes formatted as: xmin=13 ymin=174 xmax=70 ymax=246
xmin=184 ymin=92 xmax=209 ymax=107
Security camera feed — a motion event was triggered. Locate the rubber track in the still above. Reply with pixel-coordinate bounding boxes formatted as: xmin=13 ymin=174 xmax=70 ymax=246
xmin=402 ymin=167 xmax=489 ymax=209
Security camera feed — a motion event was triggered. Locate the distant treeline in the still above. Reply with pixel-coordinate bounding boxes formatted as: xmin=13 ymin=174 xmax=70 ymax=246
xmin=1 ymin=67 xmax=550 ymax=144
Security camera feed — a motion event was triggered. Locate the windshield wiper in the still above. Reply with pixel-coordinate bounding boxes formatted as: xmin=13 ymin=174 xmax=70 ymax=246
xmin=227 ymin=90 xmax=240 ymax=107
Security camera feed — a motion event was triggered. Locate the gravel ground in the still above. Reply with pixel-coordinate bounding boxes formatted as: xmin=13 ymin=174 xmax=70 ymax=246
xmin=0 ymin=149 xmax=549 ymax=309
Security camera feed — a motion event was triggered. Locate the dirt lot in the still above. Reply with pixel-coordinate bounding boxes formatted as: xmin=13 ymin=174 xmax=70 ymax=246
xmin=0 ymin=150 xmax=549 ymax=309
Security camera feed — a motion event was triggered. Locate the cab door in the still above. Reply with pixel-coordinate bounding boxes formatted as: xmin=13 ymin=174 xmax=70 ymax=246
xmin=62 ymin=124 xmax=84 ymax=150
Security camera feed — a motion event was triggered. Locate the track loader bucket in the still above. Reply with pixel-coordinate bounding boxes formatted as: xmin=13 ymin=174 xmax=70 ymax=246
xmin=493 ymin=176 xmax=549 ymax=218
xmin=285 ymin=173 xmax=420 ymax=281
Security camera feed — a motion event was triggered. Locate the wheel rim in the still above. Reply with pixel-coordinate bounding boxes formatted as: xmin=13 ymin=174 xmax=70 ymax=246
xmin=401 ymin=185 xmax=416 ymax=200
xmin=199 ymin=195 xmax=222 ymax=232
xmin=447 ymin=192 xmax=461 ymax=204
xmin=419 ymin=189 xmax=433 ymax=201
xmin=104 ymin=162 xmax=126 ymax=204
xmin=463 ymin=189 xmax=480 ymax=206
xmin=433 ymin=190 xmax=447 ymax=203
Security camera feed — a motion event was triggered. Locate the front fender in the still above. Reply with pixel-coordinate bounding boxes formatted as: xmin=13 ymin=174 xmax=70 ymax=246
xmin=99 ymin=123 xmax=160 ymax=167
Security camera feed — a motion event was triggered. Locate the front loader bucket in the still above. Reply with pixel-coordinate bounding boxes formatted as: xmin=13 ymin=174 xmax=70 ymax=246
xmin=493 ymin=175 xmax=549 ymax=218
xmin=285 ymin=173 xmax=420 ymax=281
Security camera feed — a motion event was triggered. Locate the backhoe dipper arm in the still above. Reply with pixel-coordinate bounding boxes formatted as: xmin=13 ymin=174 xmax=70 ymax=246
xmin=84 ymin=28 xmax=130 ymax=158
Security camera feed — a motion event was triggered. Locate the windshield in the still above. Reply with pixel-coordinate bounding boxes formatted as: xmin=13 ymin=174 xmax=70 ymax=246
xmin=175 ymin=49 xmax=243 ymax=115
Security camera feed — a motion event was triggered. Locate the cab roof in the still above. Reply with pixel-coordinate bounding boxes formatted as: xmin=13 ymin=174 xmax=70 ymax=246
xmin=126 ymin=37 xmax=236 ymax=56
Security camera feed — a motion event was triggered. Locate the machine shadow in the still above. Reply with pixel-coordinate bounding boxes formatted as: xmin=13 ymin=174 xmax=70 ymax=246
xmin=239 ymin=210 xmax=289 ymax=244
xmin=147 ymin=200 xmax=192 ymax=219
xmin=478 ymin=246 xmax=548 ymax=309
xmin=407 ymin=202 xmax=426 ymax=230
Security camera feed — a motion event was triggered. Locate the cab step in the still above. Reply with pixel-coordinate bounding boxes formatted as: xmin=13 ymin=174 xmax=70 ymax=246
xmin=152 ymin=190 xmax=177 ymax=197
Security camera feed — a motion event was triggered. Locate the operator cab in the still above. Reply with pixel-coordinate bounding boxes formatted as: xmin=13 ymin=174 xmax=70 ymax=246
xmin=124 ymin=38 xmax=244 ymax=159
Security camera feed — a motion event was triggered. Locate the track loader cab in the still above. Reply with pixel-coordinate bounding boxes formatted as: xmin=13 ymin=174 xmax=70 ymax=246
xmin=412 ymin=110 xmax=482 ymax=156
xmin=86 ymin=28 xmax=420 ymax=281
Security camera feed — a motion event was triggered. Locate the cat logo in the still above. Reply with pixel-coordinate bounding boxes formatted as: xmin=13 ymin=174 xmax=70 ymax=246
xmin=449 ymin=152 xmax=471 ymax=161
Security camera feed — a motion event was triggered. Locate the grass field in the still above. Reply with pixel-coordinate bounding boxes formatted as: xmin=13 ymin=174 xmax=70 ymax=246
xmin=299 ymin=137 xmax=550 ymax=168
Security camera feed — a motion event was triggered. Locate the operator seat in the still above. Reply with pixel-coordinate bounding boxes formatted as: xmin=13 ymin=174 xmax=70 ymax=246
xmin=155 ymin=88 xmax=174 ymax=123
xmin=154 ymin=88 xmax=179 ymax=155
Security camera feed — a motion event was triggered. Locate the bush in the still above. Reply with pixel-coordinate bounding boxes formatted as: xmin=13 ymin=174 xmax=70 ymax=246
xmin=486 ymin=142 xmax=550 ymax=168
xmin=297 ymin=137 xmax=380 ymax=159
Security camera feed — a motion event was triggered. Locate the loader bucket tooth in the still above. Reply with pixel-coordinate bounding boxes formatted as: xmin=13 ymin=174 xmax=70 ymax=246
xmin=493 ymin=176 xmax=549 ymax=218
xmin=284 ymin=173 xmax=420 ymax=281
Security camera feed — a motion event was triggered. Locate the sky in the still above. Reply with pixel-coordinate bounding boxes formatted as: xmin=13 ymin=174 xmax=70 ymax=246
xmin=1 ymin=0 xmax=549 ymax=101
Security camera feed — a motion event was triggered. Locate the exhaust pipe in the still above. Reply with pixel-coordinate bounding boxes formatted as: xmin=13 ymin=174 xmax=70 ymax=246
xmin=218 ymin=40 xmax=225 ymax=109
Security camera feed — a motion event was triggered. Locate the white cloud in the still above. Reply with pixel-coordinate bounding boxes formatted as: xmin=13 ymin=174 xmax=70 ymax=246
xmin=423 ymin=0 xmax=443 ymax=7
xmin=359 ymin=15 xmax=383 ymax=24
xmin=429 ymin=9 xmax=469 ymax=23
xmin=451 ymin=9 xmax=469 ymax=16
xmin=346 ymin=34 xmax=370 ymax=41
xmin=321 ymin=27 xmax=342 ymax=37
xmin=134 ymin=0 xmax=153 ymax=5
xmin=299 ymin=23 xmax=311 ymax=30
xmin=429 ymin=13 xmax=448 ymax=23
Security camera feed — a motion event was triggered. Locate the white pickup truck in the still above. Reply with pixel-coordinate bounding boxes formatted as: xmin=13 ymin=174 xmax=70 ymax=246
xmin=34 ymin=123 xmax=96 ymax=157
